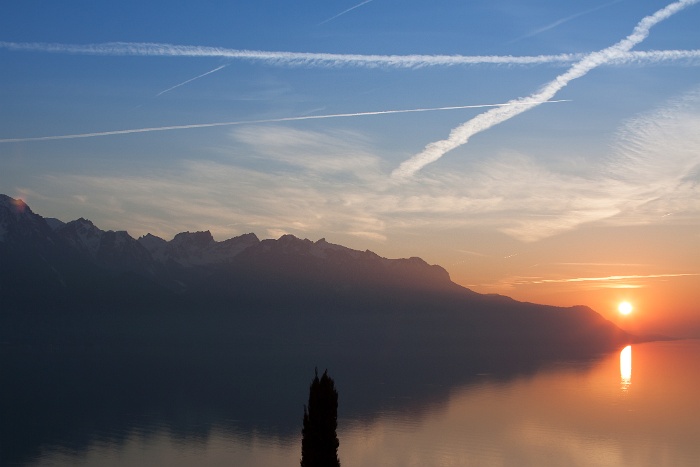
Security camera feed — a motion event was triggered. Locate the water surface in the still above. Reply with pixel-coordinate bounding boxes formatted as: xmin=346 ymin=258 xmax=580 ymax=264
xmin=3 ymin=340 xmax=699 ymax=466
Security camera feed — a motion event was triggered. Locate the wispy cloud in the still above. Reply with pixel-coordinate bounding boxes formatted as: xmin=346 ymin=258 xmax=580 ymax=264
xmin=231 ymin=126 xmax=380 ymax=178
xmin=318 ymin=0 xmax=373 ymax=26
xmin=525 ymin=273 xmax=699 ymax=284
xmin=37 ymin=128 xmax=389 ymax=242
xmin=380 ymin=84 xmax=700 ymax=242
xmin=391 ymin=0 xmax=700 ymax=179
xmin=33 ymin=87 xmax=700 ymax=244
xmin=551 ymin=262 xmax=650 ymax=267
xmin=457 ymin=250 xmax=488 ymax=257
xmin=1 ymin=40 xmax=698 ymax=69
xmin=0 ymin=100 xmax=569 ymax=143
xmin=509 ymin=0 xmax=624 ymax=43
xmin=155 ymin=64 xmax=228 ymax=97
xmin=601 ymin=87 xmax=700 ymax=224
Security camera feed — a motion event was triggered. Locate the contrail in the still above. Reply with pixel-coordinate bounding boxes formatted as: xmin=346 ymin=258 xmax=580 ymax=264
xmin=0 ymin=100 xmax=568 ymax=144
xmin=155 ymin=64 xmax=228 ymax=96
xmin=391 ymin=0 xmax=700 ymax=180
xmin=1 ymin=40 xmax=698 ymax=69
xmin=509 ymin=0 xmax=624 ymax=43
xmin=529 ymin=273 xmax=699 ymax=284
xmin=318 ymin=0 xmax=373 ymax=26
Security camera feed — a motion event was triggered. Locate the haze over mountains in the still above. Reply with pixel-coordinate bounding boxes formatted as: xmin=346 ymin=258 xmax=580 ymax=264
xmin=1 ymin=193 xmax=634 ymax=355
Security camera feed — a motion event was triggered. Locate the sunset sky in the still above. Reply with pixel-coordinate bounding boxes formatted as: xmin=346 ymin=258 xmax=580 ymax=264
xmin=1 ymin=0 xmax=699 ymax=337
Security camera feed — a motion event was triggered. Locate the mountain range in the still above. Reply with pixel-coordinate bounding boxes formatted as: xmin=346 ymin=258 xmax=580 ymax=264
xmin=1 ymin=193 xmax=636 ymax=355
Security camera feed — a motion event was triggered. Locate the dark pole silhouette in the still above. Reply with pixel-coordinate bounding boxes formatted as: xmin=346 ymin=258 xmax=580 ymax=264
xmin=301 ymin=368 xmax=340 ymax=467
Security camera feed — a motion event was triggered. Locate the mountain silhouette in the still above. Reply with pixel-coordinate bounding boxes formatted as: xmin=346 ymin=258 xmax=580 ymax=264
xmin=1 ymin=193 xmax=635 ymax=354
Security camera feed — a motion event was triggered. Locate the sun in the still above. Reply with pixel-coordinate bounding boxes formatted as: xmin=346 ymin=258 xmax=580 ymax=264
xmin=618 ymin=301 xmax=633 ymax=315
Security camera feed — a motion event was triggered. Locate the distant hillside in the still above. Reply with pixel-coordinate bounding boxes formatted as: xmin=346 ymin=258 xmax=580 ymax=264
xmin=0 ymin=194 xmax=636 ymax=355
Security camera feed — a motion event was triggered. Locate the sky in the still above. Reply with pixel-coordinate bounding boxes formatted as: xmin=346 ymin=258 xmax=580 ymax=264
xmin=1 ymin=0 xmax=699 ymax=337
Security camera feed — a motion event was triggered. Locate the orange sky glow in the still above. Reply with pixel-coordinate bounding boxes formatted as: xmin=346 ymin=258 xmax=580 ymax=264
xmin=401 ymin=223 xmax=700 ymax=339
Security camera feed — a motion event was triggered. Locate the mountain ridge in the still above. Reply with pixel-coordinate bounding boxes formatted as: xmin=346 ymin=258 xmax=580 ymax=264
xmin=1 ymin=193 xmax=457 ymax=296
xmin=0 ymin=194 xmax=636 ymax=353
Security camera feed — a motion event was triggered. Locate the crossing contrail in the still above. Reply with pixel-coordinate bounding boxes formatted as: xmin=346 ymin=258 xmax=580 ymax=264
xmin=0 ymin=100 xmax=569 ymax=144
xmin=1 ymin=40 xmax=698 ymax=69
xmin=155 ymin=64 xmax=228 ymax=96
xmin=318 ymin=0 xmax=373 ymax=26
xmin=391 ymin=0 xmax=700 ymax=180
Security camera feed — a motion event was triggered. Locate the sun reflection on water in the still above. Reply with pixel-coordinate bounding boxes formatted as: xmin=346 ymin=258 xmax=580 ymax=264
xmin=620 ymin=345 xmax=632 ymax=391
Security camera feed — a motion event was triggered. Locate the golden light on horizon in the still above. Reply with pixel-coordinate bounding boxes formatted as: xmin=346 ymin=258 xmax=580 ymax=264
xmin=618 ymin=301 xmax=633 ymax=315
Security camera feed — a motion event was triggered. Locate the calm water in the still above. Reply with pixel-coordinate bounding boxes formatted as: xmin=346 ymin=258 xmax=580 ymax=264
xmin=3 ymin=340 xmax=699 ymax=466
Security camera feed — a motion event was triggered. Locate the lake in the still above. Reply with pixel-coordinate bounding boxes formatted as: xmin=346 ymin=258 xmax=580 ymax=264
xmin=2 ymin=340 xmax=699 ymax=466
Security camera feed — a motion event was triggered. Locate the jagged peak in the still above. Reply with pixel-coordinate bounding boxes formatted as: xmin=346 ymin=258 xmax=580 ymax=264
xmin=0 ymin=193 xmax=21 ymax=206
xmin=172 ymin=230 xmax=214 ymax=245
xmin=310 ymin=237 xmax=360 ymax=259
xmin=0 ymin=193 xmax=14 ymax=207
xmin=405 ymin=256 xmax=428 ymax=265
xmin=67 ymin=217 xmax=98 ymax=228
xmin=138 ymin=233 xmax=166 ymax=242
xmin=275 ymin=234 xmax=314 ymax=249
xmin=0 ymin=195 xmax=32 ymax=216
xmin=278 ymin=233 xmax=305 ymax=242
xmin=218 ymin=233 xmax=260 ymax=249
xmin=221 ymin=232 xmax=259 ymax=243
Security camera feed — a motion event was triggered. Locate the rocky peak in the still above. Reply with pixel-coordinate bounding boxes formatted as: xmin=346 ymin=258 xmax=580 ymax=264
xmin=138 ymin=233 xmax=167 ymax=247
xmin=0 ymin=196 xmax=35 ymax=227
xmin=278 ymin=234 xmax=311 ymax=247
xmin=0 ymin=194 xmax=30 ymax=215
xmin=137 ymin=233 xmax=168 ymax=262
xmin=149 ymin=231 xmax=258 ymax=267
xmin=215 ymin=233 xmax=260 ymax=257
xmin=0 ymin=195 xmax=54 ymax=244
xmin=171 ymin=230 xmax=215 ymax=247
xmin=233 ymin=232 xmax=259 ymax=243
xmin=57 ymin=218 xmax=105 ymax=257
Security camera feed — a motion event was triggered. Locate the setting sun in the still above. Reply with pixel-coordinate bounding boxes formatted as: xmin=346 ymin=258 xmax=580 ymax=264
xmin=618 ymin=301 xmax=633 ymax=315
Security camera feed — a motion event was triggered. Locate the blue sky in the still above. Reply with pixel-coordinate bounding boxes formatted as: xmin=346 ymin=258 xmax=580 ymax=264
xmin=1 ymin=0 xmax=699 ymax=335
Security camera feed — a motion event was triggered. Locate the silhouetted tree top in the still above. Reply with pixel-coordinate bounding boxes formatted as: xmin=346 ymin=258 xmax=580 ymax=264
xmin=301 ymin=368 xmax=340 ymax=467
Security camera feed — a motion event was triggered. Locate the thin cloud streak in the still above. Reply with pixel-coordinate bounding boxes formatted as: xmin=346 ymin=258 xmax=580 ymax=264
xmin=1 ymin=41 xmax=698 ymax=69
xmin=391 ymin=0 xmax=700 ymax=179
xmin=0 ymin=100 xmax=569 ymax=143
xmin=318 ymin=0 xmax=373 ymax=26
xmin=155 ymin=64 xmax=228 ymax=96
xmin=552 ymin=262 xmax=650 ymax=267
xmin=509 ymin=0 xmax=624 ymax=43
xmin=528 ymin=273 xmax=699 ymax=284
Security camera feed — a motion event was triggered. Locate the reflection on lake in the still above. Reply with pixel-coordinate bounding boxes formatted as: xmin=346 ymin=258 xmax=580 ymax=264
xmin=620 ymin=345 xmax=632 ymax=391
xmin=4 ymin=340 xmax=700 ymax=466
xmin=341 ymin=341 xmax=700 ymax=467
